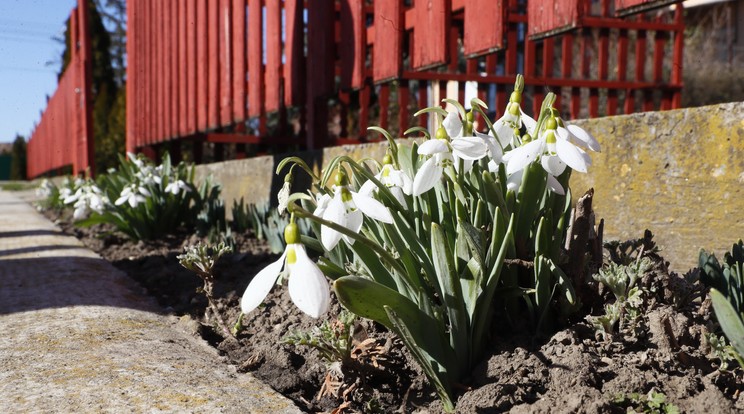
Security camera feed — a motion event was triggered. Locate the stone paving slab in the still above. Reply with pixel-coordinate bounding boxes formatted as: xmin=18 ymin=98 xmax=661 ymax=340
xmin=0 ymin=190 xmax=302 ymax=413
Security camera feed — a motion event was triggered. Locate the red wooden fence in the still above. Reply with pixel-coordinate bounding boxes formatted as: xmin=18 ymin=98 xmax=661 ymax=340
xmin=126 ymin=0 xmax=685 ymax=159
xmin=27 ymin=0 xmax=93 ymax=179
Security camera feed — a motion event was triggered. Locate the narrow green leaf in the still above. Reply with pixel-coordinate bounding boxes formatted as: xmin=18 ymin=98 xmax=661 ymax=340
xmin=711 ymin=289 xmax=744 ymax=358
xmin=385 ymin=307 xmax=455 ymax=412
xmin=431 ymin=223 xmax=468 ymax=366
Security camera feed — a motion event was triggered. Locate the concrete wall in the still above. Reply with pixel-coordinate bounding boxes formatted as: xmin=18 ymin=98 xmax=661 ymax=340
xmin=195 ymin=102 xmax=744 ymax=272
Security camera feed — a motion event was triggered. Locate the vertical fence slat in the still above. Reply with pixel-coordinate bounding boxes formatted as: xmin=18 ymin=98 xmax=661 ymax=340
xmin=208 ymin=2 xmax=220 ymax=129
xmin=306 ymin=2 xmax=334 ymax=148
xmin=220 ymin=0 xmax=233 ymax=125
xmin=186 ymin=0 xmax=196 ymax=134
xmin=196 ymin=1 xmax=208 ymax=130
xmin=166 ymin=1 xmax=175 ymax=141
xmin=463 ymin=0 xmax=504 ymax=57
xmin=232 ymin=0 xmax=246 ymax=121
xmin=284 ymin=0 xmax=305 ymax=107
xmin=178 ymin=0 xmax=187 ymax=135
xmin=373 ymin=0 xmax=401 ymax=82
xmin=247 ymin=0 xmax=263 ymax=118
xmin=265 ymin=0 xmax=281 ymax=112
xmin=411 ymin=0 xmax=449 ymax=70
xmin=340 ymin=0 xmax=365 ymax=90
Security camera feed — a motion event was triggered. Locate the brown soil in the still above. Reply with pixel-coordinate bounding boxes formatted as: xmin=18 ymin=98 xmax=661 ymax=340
xmin=44 ymin=209 xmax=744 ymax=413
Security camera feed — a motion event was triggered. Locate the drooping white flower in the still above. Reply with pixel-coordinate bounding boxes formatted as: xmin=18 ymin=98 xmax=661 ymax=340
xmin=241 ymin=224 xmax=330 ymax=318
xmin=503 ymin=117 xmax=592 ymax=195
xmin=359 ymin=161 xmax=413 ymax=206
xmin=315 ymin=170 xmax=394 ymax=251
xmin=491 ymin=93 xmax=536 ymax=149
xmin=115 ymin=184 xmax=151 ymax=208
xmin=412 ymin=113 xmax=489 ymax=196
xmin=63 ymin=181 xmax=108 ymax=219
xmin=562 ymin=123 xmax=601 ymax=153
xmin=164 ymin=179 xmax=190 ymax=195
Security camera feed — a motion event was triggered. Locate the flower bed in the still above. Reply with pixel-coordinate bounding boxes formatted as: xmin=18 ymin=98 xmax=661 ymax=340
xmin=37 ymin=76 xmax=744 ymax=412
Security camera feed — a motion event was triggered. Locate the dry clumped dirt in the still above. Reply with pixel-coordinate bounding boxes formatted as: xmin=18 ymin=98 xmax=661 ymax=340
xmin=45 ymin=208 xmax=744 ymax=413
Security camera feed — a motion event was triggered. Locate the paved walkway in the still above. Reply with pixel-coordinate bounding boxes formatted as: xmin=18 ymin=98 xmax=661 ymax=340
xmin=0 ymin=190 xmax=302 ymax=413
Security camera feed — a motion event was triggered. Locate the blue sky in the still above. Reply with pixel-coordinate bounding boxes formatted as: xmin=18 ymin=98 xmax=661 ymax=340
xmin=0 ymin=0 xmax=77 ymax=143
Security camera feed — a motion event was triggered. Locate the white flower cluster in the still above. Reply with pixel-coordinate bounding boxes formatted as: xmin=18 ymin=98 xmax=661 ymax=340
xmin=241 ymin=92 xmax=601 ymax=320
xmin=63 ymin=180 xmax=108 ymax=220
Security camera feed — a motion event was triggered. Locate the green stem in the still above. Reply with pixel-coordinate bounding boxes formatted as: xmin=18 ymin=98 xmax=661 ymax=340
xmin=291 ymin=205 xmax=408 ymax=276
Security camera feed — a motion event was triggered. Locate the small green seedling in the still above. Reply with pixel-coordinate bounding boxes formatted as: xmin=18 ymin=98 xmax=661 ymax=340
xmin=178 ymin=241 xmax=234 ymax=338
xmin=592 ymin=256 xmax=652 ymax=335
xmin=612 ymin=390 xmax=679 ymax=414
xmin=283 ymin=310 xmax=357 ymax=364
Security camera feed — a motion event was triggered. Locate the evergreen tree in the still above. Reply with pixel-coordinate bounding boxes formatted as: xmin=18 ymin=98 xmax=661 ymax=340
xmin=10 ymin=135 xmax=27 ymax=180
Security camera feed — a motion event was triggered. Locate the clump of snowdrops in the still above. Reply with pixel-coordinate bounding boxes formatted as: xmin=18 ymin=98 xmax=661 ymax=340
xmin=240 ymin=75 xmax=601 ymax=411
xmin=38 ymin=153 xmax=224 ymax=241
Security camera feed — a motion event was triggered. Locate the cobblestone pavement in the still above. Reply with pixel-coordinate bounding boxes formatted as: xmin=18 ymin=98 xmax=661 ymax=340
xmin=0 ymin=190 xmax=302 ymax=413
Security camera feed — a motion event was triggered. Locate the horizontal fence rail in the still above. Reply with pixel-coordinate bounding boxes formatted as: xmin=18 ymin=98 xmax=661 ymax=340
xmin=119 ymin=0 xmax=683 ymax=159
xmin=27 ymin=0 xmax=93 ymax=179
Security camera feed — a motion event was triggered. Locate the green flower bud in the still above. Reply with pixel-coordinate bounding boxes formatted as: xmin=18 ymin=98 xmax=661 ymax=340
xmin=510 ymin=91 xmax=522 ymax=104
xmin=334 ymin=168 xmax=349 ymax=186
xmin=545 ymin=130 xmax=556 ymax=145
xmin=284 ymin=222 xmax=300 ymax=245
xmin=508 ymin=102 xmax=520 ymax=116
xmin=286 ymin=245 xmax=297 ymax=265
xmin=340 ymin=187 xmax=353 ymax=203
xmin=545 ymin=117 xmax=558 ymax=130
xmin=382 ymin=153 xmax=393 ymax=165
xmin=435 ymin=126 xmax=448 ymax=140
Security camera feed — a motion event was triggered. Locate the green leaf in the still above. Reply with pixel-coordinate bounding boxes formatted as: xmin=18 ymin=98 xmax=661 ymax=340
xmin=431 ymin=223 xmax=468 ymax=367
xmin=710 ymin=288 xmax=744 ymax=358
xmin=385 ymin=307 xmax=455 ymax=413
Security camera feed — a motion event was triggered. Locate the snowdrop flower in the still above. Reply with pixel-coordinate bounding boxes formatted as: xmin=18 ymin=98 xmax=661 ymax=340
xmin=412 ymin=113 xmax=488 ymax=196
xmin=115 ymin=184 xmax=151 ymax=208
xmin=241 ymin=223 xmax=330 ymax=318
xmin=64 ymin=182 xmax=108 ymax=219
xmin=164 ymin=179 xmax=190 ymax=195
xmin=491 ymin=91 xmax=536 ymax=149
xmin=315 ymin=169 xmax=394 ymax=251
xmin=503 ymin=117 xmax=591 ymax=195
xmin=277 ymin=173 xmax=293 ymax=216
xmin=35 ymin=179 xmax=54 ymax=199
xmin=136 ymin=165 xmax=162 ymax=186
xmin=560 ymin=122 xmax=601 ymax=153
xmin=359 ymin=154 xmax=412 ymax=205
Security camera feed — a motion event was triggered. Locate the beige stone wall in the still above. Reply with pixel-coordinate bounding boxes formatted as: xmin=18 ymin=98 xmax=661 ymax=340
xmin=571 ymin=102 xmax=744 ymax=272
xmin=195 ymin=102 xmax=744 ymax=272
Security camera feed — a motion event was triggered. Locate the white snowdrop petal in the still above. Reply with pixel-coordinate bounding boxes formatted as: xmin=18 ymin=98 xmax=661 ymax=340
xmin=521 ymin=112 xmax=537 ymax=135
xmin=321 ymin=195 xmax=346 ymax=250
xmin=493 ymin=120 xmax=514 ymax=149
xmin=418 ymin=139 xmax=449 ymax=155
xmin=541 ymin=154 xmax=567 ymax=177
xmin=556 ymin=138 xmax=589 ymax=173
xmin=567 ymin=124 xmax=601 ymax=152
xmin=288 ymin=246 xmax=330 ymax=318
xmin=506 ymin=170 xmax=523 ymax=192
xmin=351 ymin=191 xmax=393 ymax=224
xmin=241 ymin=252 xmax=286 ymax=313
xmin=451 ymin=137 xmax=488 ymax=160
xmin=313 ymin=193 xmax=332 ymax=217
xmin=453 ymin=158 xmax=474 ymax=174
xmin=505 ymin=139 xmax=543 ymax=175
xmin=546 ymin=174 xmax=566 ymax=195
xmin=442 ymin=112 xmax=463 ymax=139
xmin=390 ymin=187 xmax=406 ymax=205
xmin=358 ymin=179 xmax=376 ymax=197
xmin=412 ymin=157 xmax=443 ymax=196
